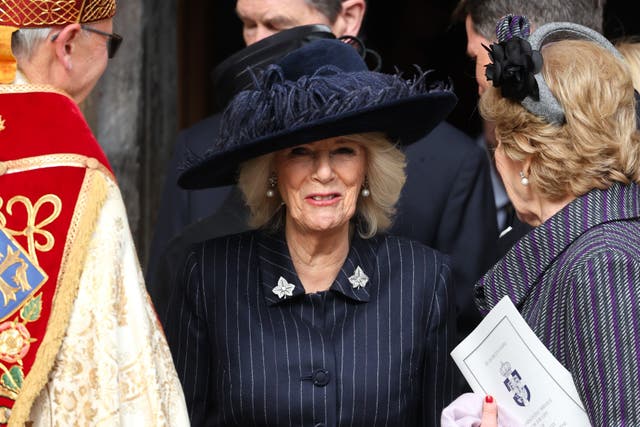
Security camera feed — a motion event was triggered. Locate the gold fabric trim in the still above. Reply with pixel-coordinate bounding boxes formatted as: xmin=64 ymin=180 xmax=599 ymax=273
xmin=79 ymin=0 xmax=116 ymax=24
xmin=0 ymin=0 xmax=116 ymax=27
xmin=0 ymin=154 xmax=114 ymax=182
xmin=0 ymin=83 xmax=69 ymax=98
xmin=7 ymin=168 xmax=109 ymax=427
xmin=0 ymin=26 xmax=18 ymax=84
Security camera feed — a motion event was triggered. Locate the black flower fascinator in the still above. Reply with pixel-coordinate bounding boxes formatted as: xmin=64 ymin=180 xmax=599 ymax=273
xmin=484 ymin=16 xmax=624 ymax=124
xmin=484 ymin=15 xmax=542 ymax=101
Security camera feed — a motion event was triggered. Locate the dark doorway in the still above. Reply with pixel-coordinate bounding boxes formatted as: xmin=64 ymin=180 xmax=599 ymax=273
xmin=176 ymin=1 xmax=640 ymax=138
xmin=177 ymin=0 xmax=243 ymax=128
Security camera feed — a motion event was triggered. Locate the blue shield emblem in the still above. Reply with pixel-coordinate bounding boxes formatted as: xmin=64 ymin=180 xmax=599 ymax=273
xmin=0 ymin=228 xmax=48 ymax=321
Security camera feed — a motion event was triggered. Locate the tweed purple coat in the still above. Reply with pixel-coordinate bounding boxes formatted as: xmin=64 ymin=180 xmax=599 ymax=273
xmin=475 ymin=182 xmax=640 ymax=426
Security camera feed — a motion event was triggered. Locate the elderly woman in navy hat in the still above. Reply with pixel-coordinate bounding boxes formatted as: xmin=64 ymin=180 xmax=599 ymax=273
xmin=164 ymin=39 xmax=458 ymax=426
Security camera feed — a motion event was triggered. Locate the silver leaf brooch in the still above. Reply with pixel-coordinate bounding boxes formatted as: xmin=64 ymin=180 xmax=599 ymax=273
xmin=348 ymin=266 xmax=369 ymax=289
xmin=273 ymin=276 xmax=295 ymax=299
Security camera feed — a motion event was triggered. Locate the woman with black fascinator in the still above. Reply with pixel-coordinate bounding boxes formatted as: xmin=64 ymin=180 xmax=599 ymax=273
xmin=445 ymin=16 xmax=640 ymax=426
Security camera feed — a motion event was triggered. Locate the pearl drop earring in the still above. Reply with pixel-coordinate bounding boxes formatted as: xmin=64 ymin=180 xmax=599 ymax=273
xmin=266 ymin=174 xmax=277 ymax=197
xmin=519 ymin=171 xmax=529 ymax=186
xmin=361 ymin=177 xmax=370 ymax=197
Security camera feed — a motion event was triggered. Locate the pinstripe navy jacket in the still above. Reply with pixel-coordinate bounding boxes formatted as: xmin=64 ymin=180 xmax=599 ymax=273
xmin=163 ymin=230 xmax=455 ymax=427
xmin=475 ymin=182 xmax=640 ymax=426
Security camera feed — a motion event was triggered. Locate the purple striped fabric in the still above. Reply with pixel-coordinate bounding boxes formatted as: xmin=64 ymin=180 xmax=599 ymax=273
xmin=475 ymin=182 xmax=640 ymax=426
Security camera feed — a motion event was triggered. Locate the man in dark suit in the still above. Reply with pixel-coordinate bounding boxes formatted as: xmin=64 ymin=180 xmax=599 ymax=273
xmin=392 ymin=124 xmax=497 ymax=336
xmin=148 ymin=0 xmax=498 ymax=345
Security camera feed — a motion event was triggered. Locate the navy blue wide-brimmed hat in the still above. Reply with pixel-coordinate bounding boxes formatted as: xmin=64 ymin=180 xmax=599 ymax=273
xmin=211 ymin=24 xmax=336 ymax=110
xmin=179 ymin=39 xmax=458 ymax=189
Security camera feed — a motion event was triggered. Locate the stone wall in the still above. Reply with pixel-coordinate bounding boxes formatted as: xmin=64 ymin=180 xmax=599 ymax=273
xmin=83 ymin=0 xmax=177 ymax=268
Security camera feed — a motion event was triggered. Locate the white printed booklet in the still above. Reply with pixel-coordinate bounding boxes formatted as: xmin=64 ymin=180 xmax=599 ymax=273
xmin=451 ymin=296 xmax=591 ymax=426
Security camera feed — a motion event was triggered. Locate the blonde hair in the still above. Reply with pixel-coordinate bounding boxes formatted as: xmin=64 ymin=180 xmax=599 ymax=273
xmin=616 ymin=38 xmax=640 ymax=92
xmin=480 ymin=39 xmax=640 ymax=201
xmin=237 ymin=132 xmax=406 ymax=238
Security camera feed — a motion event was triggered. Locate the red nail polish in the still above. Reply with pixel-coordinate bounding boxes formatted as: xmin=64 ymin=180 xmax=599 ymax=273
xmin=485 ymin=395 xmax=494 ymax=403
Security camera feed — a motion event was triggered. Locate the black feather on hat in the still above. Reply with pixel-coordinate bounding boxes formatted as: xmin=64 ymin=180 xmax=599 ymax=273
xmin=179 ymin=39 xmax=458 ymax=189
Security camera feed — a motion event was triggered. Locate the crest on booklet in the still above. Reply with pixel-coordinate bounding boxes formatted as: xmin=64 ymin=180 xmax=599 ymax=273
xmin=500 ymin=361 xmax=531 ymax=407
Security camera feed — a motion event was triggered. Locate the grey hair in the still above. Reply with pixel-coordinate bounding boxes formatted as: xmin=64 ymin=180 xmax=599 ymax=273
xmin=455 ymin=0 xmax=605 ymax=40
xmin=11 ymin=27 xmax=54 ymax=59
xmin=304 ymin=0 xmax=344 ymax=23
xmin=237 ymin=132 xmax=406 ymax=239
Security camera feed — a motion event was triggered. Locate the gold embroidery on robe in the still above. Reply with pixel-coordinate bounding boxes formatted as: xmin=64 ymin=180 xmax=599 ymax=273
xmin=0 ymin=195 xmax=62 ymax=265
xmin=0 ymin=193 xmax=58 ymax=406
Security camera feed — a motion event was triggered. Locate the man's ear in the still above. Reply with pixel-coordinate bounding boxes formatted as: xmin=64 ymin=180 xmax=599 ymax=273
xmin=51 ymin=23 xmax=82 ymax=71
xmin=331 ymin=0 xmax=366 ymax=37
